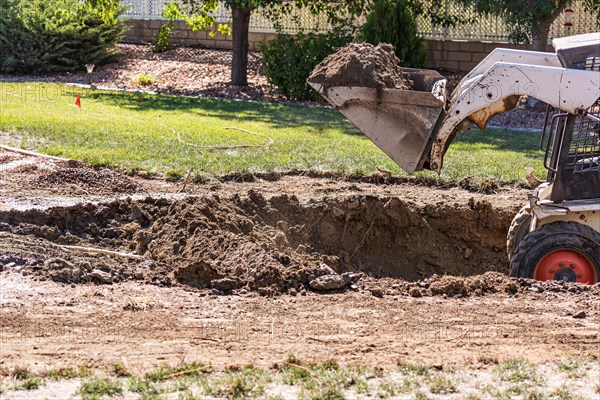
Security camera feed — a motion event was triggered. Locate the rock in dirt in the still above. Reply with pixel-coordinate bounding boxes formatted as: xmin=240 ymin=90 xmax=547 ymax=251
xmin=341 ymin=272 xmax=362 ymax=284
xmin=572 ymin=310 xmax=586 ymax=319
xmin=258 ymin=286 xmax=275 ymax=296
xmin=45 ymin=258 xmax=74 ymax=270
xmin=49 ymin=268 xmax=76 ymax=283
xmin=316 ymin=263 xmax=337 ymax=276
xmin=82 ymin=269 xmax=113 ymax=284
xmin=211 ymin=278 xmax=239 ymax=292
xmin=309 ymin=274 xmax=347 ymax=291
xmin=45 ymin=258 xmax=80 ymax=283
xmin=308 ymin=43 xmax=412 ymax=90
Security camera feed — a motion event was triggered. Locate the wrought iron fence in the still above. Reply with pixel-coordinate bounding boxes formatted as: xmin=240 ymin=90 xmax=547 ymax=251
xmin=120 ymin=0 xmax=598 ymax=41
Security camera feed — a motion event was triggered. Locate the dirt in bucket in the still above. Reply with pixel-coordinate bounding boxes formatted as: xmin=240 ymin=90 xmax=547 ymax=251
xmin=308 ymin=43 xmax=413 ymax=90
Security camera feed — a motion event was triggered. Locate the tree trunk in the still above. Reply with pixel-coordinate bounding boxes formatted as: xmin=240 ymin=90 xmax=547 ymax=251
xmin=532 ymin=19 xmax=552 ymax=52
xmin=231 ymin=7 xmax=251 ymax=86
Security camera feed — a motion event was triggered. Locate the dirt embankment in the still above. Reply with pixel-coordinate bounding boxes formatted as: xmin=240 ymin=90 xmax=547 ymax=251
xmin=1 ymin=189 xmax=521 ymax=296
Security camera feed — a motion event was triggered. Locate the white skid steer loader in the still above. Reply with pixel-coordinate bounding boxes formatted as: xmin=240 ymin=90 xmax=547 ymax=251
xmin=310 ymin=33 xmax=600 ymax=284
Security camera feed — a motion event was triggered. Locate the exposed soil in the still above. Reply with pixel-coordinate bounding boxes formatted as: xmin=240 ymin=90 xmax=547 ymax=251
xmin=0 ymin=190 xmax=513 ymax=292
xmin=1 ymin=272 xmax=599 ymax=374
xmin=3 ymin=184 xmax=597 ymax=300
xmin=0 ymin=146 xmax=528 ymax=294
xmin=0 ymin=150 xmax=584 ymax=304
xmin=0 ymin=145 xmax=526 ymax=298
xmin=3 ymin=188 xmax=597 ymax=299
xmin=31 ymin=166 xmax=140 ymax=195
xmin=0 ymin=148 xmax=142 ymax=197
xmin=2 ymin=147 xmax=599 ymax=379
xmin=309 ymin=43 xmax=413 ymax=90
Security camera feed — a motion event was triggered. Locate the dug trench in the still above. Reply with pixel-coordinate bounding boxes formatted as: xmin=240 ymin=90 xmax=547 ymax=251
xmin=0 ymin=188 xmax=520 ymax=296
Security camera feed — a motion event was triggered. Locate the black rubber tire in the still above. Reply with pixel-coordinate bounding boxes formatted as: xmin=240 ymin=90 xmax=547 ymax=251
xmin=506 ymin=204 xmax=532 ymax=262
xmin=509 ymin=221 xmax=600 ymax=282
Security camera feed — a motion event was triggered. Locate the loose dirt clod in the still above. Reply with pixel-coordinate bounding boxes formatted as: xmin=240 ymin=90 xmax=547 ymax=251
xmin=308 ymin=43 xmax=413 ymax=90
xmin=428 ymin=272 xmax=519 ymax=296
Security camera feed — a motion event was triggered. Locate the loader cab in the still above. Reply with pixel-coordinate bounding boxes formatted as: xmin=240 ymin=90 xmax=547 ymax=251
xmin=541 ymin=101 xmax=600 ymax=202
xmin=554 ymin=32 xmax=600 ymax=71
xmin=541 ymin=33 xmax=600 ymax=203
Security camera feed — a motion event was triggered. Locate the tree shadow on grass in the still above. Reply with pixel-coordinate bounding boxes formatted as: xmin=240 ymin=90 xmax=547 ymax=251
xmin=452 ymin=128 xmax=544 ymax=156
xmin=85 ymin=89 xmax=548 ymax=150
xmin=86 ymin=89 xmax=363 ymax=135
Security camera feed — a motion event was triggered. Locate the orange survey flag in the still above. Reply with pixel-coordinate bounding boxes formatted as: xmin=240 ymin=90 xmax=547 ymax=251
xmin=74 ymin=93 xmax=81 ymax=108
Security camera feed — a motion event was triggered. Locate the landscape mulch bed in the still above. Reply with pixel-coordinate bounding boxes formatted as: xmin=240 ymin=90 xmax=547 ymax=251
xmin=0 ymin=44 xmax=286 ymax=103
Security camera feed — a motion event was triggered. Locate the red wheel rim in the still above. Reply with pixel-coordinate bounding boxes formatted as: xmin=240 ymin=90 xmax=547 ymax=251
xmin=534 ymin=249 xmax=598 ymax=284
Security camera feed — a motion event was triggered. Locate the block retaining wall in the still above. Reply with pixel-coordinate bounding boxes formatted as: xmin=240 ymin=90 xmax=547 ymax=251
xmin=123 ymin=20 xmax=553 ymax=72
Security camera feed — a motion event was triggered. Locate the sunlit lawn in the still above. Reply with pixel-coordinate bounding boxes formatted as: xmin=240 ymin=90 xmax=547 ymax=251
xmin=0 ymin=82 xmax=544 ymax=181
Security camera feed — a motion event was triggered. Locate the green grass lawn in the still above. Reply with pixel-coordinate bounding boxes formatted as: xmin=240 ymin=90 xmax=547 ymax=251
xmin=0 ymin=82 xmax=545 ymax=182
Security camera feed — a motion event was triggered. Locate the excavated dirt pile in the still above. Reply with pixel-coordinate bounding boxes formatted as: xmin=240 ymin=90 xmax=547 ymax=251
xmin=308 ymin=43 xmax=413 ymax=90
xmin=0 ymin=191 xmax=523 ymax=296
xmin=2 ymin=192 xmax=599 ymax=296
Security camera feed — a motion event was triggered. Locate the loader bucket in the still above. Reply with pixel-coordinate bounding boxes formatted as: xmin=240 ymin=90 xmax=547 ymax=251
xmin=309 ymin=69 xmax=447 ymax=174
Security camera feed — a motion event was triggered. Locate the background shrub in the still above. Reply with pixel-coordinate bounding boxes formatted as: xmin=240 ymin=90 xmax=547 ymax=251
xmin=360 ymin=0 xmax=427 ymax=68
xmin=0 ymin=0 xmax=127 ymax=73
xmin=260 ymin=32 xmax=351 ymax=101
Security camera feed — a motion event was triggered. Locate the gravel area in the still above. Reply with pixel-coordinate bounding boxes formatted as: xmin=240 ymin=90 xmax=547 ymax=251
xmin=0 ymin=43 xmax=547 ymax=129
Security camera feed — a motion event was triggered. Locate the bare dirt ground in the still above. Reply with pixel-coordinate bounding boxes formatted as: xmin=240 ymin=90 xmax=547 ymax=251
xmin=2 ymin=272 xmax=599 ymax=370
xmin=1 ymin=147 xmax=599 ymax=398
